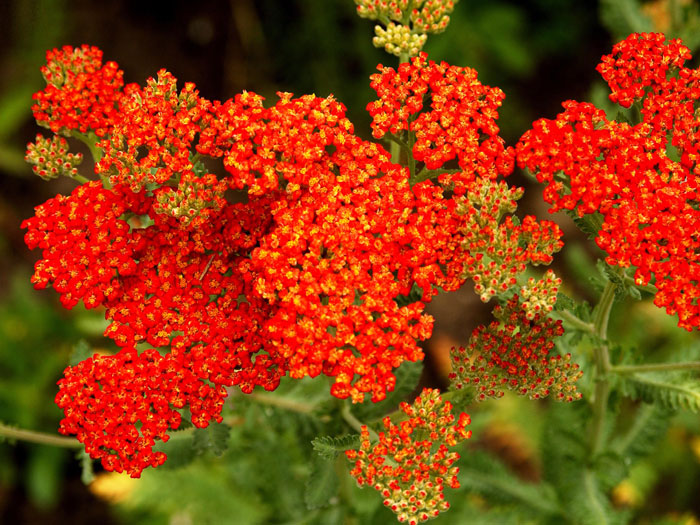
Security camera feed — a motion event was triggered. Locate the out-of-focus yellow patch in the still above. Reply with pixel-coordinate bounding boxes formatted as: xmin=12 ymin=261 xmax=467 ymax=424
xmin=691 ymin=435 xmax=700 ymax=463
xmin=89 ymin=471 xmax=140 ymax=503
xmin=611 ymin=479 xmax=641 ymax=508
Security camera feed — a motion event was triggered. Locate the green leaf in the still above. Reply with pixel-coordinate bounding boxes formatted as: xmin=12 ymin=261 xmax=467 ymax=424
xmin=592 ymin=451 xmax=628 ymax=492
xmin=566 ymin=210 xmax=603 ymax=242
xmin=459 ymin=450 xmax=561 ymax=518
xmin=612 ymin=403 xmax=670 ymax=465
xmin=621 ymin=374 xmax=700 ymax=412
xmin=193 ymin=421 xmax=231 ymax=457
xmin=555 ymin=292 xmax=576 ymax=312
xmin=541 ymin=404 xmax=629 ymax=525
xmin=68 ymin=339 xmax=95 ymax=366
xmin=312 ymin=434 xmax=360 ymax=460
xmin=304 ymin=455 xmax=339 ymax=510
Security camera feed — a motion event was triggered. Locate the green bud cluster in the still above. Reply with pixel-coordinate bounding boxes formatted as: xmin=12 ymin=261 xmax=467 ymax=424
xmin=355 ymin=0 xmax=459 ymax=57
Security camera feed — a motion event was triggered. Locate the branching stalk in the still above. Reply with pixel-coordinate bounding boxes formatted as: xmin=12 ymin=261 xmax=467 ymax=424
xmin=341 ymin=403 xmax=378 ymax=442
xmin=555 ymin=309 xmax=595 ymax=334
xmin=589 ymin=281 xmax=616 ymax=456
xmin=611 ymin=361 xmax=700 ymax=374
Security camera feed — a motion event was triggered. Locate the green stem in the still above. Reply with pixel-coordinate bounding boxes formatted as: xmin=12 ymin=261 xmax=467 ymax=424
xmin=0 ymin=422 xmax=81 ymax=448
xmin=611 ymin=361 xmax=700 ymax=374
xmin=71 ymin=131 xmax=103 ymax=163
xmin=72 ymin=174 xmax=91 ymax=184
xmin=247 ymin=392 xmax=315 ymax=414
xmin=341 ymin=404 xmax=378 ymax=442
xmin=588 ymin=281 xmax=616 ymax=456
xmin=555 ymin=309 xmax=595 ymax=335
xmin=390 ymin=49 xmax=410 ymax=165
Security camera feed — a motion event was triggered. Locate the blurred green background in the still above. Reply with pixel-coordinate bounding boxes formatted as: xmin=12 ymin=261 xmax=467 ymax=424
xmin=1 ymin=1 xmax=700 ymax=524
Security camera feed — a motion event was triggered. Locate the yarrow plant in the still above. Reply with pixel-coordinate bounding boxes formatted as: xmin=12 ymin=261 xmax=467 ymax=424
xmin=5 ymin=2 xmax=700 ymax=524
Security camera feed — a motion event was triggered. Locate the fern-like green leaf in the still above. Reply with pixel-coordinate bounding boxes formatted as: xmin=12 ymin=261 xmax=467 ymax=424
xmin=541 ymin=404 xmax=629 ymax=525
xmin=566 ymin=210 xmax=603 ymax=242
xmin=621 ymin=374 xmax=700 ymax=412
xmin=612 ymin=403 xmax=670 ymax=464
xmin=312 ymin=434 xmax=360 ymax=460
xmin=459 ymin=450 xmax=561 ymax=518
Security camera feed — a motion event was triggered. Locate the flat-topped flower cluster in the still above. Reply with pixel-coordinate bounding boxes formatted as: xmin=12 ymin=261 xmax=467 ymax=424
xmin=24 ymin=45 xmax=570 ymax=482
xmin=518 ymin=32 xmax=700 ymax=331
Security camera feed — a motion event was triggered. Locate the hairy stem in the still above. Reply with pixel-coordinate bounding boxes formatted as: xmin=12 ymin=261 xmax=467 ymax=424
xmin=341 ymin=404 xmax=378 ymax=442
xmin=589 ymin=281 xmax=616 ymax=456
xmin=72 ymin=130 xmax=103 ymax=163
xmin=0 ymin=422 xmax=81 ymax=448
xmin=247 ymin=392 xmax=315 ymax=414
xmin=555 ymin=309 xmax=595 ymax=334
xmin=611 ymin=361 xmax=700 ymax=374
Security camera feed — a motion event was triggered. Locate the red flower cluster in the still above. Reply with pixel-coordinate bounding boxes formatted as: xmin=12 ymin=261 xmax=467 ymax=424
xmin=345 ymin=388 xmax=471 ymax=525
xmin=22 ymin=181 xmax=141 ymax=309
xmin=55 ymin=348 xmax=228 ymax=477
xmin=368 ymin=52 xmax=514 ymax=191
xmin=450 ymin=272 xmax=582 ymax=401
xmin=32 ymin=45 xmax=127 ymax=137
xmin=517 ymin=33 xmax=700 ymax=331
xmin=23 ymin=45 xmax=525 ymax=475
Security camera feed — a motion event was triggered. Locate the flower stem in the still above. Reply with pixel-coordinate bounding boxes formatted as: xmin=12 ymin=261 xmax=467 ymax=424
xmin=71 ymin=131 xmax=103 ymax=163
xmin=588 ymin=281 xmax=616 ymax=456
xmin=611 ymin=361 xmax=700 ymax=374
xmin=247 ymin=392 xmax=315 ymax=414
xmin=555 ymin=309 xmax=595 ymax=334
xmin=72 ymin=174 xmax=91 ymax=184
xmin=341 ymin=404 xmax=378 ymax=442
xmin=0 ymin=422 xmax=81 ymax=448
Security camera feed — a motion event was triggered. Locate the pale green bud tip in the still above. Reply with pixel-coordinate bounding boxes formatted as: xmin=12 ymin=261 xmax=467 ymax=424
xmin=373 ymin=23 xmax=427 ymax=57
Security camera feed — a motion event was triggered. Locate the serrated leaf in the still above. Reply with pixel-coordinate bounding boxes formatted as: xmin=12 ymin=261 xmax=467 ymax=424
xmin=542 ymin=403 xmax=628 ymax=525
xmin=612 ymin=403 xmax=670 ymax=465
xmin=555 ymin=292 xmax=576 ymax=312
xmin=193 ymin=421 xmax=231 ymax=457
xmin=459 ymin=450 xmax=561 ymax=517
xmin=621 ymin=374 xmax=700 ymax=412
xmin=312 ymin=434 xmax=360 ymax=460
xmin=69 ymin=339 xmax=94 ymax=366
xmin=566 ymin=210 xmax=603 ymax=242
xmin=593 ymin=451 xmax=628 ymax=491
xmin=304 ymin=455 xmax=339 ymax=510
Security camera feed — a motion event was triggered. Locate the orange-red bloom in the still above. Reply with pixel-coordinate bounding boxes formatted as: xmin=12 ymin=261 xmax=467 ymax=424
xmin=517 ymin=32 xmax=700 ymax=331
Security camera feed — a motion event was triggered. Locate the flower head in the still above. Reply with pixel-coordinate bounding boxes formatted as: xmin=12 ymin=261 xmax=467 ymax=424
xmin=450 ymin=273 xmax=582 ymax=402
xmin=517 ymin=32 xmax=700 ymax=330
xmin=345 ymin=388 xmax=471 ymax=524
xmin=32 ymin=45 xmax=126 ymax=137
